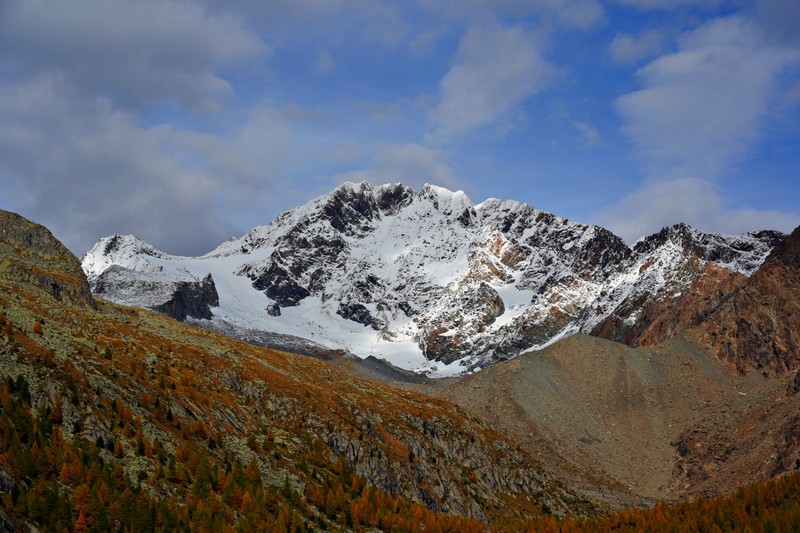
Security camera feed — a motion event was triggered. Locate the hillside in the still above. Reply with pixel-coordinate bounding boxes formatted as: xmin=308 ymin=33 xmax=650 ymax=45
xmin=433 ymin=333 xmax=796 ymax=504
xmin=0 ymin=209 xmax=593 ymax=530
xmin=698 ymin=225 xmax=800 ymax=375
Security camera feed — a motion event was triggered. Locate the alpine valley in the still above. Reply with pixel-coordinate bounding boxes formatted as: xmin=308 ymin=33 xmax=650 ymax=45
xmin=2 ymin=182 xmax=800 ymax=531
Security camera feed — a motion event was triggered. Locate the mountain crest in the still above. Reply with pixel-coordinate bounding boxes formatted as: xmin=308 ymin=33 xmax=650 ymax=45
xmin=80 ymin=183 xmax=787 ymax=376
xmin=82 ymin=233 xmax=171 ymax=278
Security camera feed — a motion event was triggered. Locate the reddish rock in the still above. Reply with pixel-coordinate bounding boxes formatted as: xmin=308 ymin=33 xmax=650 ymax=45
xmin=697 ymin=225 xmax=800 ymax=375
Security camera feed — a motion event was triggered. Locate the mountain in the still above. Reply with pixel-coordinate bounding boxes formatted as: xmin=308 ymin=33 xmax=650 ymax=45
xmin=81 ymin=182 xmax=783 ymax=377
xmin=1 ymin=208 xmax=600 ymax=530
xmin=5 ymin=208 xmax=800 ymax=532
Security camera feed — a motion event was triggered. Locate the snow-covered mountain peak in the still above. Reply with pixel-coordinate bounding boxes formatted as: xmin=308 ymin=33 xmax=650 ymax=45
xmin=81 ymin=234 xmax=172 ymax=278
xmin=417 ymin=183 xmax=475 ymax=219
xmin=81 ymin=182 xmax=786 ymax=377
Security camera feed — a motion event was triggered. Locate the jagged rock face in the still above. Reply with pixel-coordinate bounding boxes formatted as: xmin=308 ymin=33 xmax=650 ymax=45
xmin=587 ymin=224 xmax=782 ymax=347
xmin=234 ymin=182 xmax=477 ymax=316
xmin=337 ymin=302 xmax=384 ymax=330
xmin=591 ymin=261 xmax=747 ymax=347
xmin=84 ymin=235 xmax=219 ymax=322
xmin=478 ymin=200 xmax=633 ymax=284
xmin=0 ymin=209 xmax=95 ymax=308
xmin=93 ymin=266 xmax=219 ymax=321
xmin=634 ymin=224 xmax=785 ymax=273
xmin=420 ymin=283 xmax=505 ymax=364
xmin=787 ymin=371 xmax=800 ymax=396
xmin=153 ymin=273 xmax=219 ymax=321
xmin=80 ymin=183 xmax=785 ymax=376
xmin=697 ymin=225 xmax=800 ymax=375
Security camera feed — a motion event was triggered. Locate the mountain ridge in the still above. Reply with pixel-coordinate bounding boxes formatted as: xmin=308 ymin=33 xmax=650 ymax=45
xmin=81 ymin=181 xmax=785 ymax=376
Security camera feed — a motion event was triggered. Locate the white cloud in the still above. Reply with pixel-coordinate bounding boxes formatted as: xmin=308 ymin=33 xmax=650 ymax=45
xmin=427 ymin=22 xmax=552 ymax=142
xmin=0 ymin=0 xmax=265 ymax=111
xmin=615 ymin=16 xmax=800 ymax=179
xmin=595 ymin=177 xmax=800 ymax=243
xmin=0 ymin=76 xmax=235 ymax=255
xmin=175 ymin=106 xmax=295 ymax=191
xmin=173 ymin=104 xmax=356 ymax=229
xmin=609 ymin=30 xmax=666 ymax=64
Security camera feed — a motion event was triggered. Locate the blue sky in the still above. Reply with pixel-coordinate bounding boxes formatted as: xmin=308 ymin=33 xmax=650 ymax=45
xmin=0 ymin=0 xmax=798 ymax=255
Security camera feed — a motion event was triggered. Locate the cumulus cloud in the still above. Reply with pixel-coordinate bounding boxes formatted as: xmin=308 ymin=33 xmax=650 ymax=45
xmin=595 ymin=177 xmax=800 ymax=243
xmin=0 ymin=0 xmax=265 ymax=111
xmin=616 ymin=16 xmax=800 ymax=179
xmin=427 ymin=22 xmax=552 ymax=142
xmin=609 ymin=30 xmax=666 ymax=64
xmin=174 ymin=106 xmax=296 ymax=191
xmin=0 ymin=76 xmax=236 ymax=255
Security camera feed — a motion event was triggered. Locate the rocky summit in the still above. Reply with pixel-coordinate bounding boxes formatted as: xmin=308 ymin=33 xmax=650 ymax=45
xmin=81 ymin=182 xmax=784 ymax=376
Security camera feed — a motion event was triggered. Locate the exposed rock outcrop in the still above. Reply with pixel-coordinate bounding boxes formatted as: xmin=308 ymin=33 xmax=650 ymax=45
xmin=153 ymin=273 xmax=219 ymax=321
xmin=697 ymin=225 xmax=800 ymax=375
xmin=0 ymin=209 xmax=95 ymax=308
xmin=94 ymin=266 xmax=219 ymax=321
xmin=591 ymin=261 xmax=747 ymax=347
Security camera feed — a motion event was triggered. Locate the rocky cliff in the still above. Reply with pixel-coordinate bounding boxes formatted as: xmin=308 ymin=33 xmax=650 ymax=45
xmin=87 ymin=235 xmax=220 ymax=321
xmin=697 ymin=225 xmax=800 ymax=375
